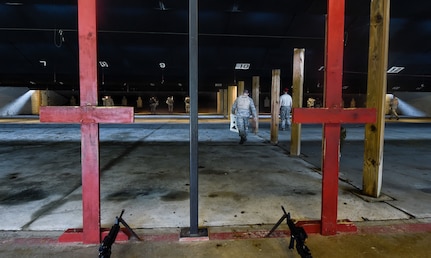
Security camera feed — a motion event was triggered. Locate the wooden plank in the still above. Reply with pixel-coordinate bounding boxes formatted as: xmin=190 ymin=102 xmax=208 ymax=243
xmin=81 ymin=122 xmax=100 ymax=244
xmin=78 ymin=0 xmax=98 ymax=105
xmin=292 ymin=108 xmax=376 ymax=124
xmin=363 ymin=0 xmax=390 ymax=197
xmin=319 ymin=0 xmax=345 ymax=235
xmin=270 ymin=69 xmax=280 ymax=144
xmin=40 ymin=106 xmax=134 ymax=124
xmin=227 ymin=86 xmax=237 ymax=120
xmin=321 ymin=123 xmax=340 ymax=233
xmin=77 ymin=0 xmax=99 ymax=244
xmin=290 ymin=48 xmax=305 ymax=156
xmin=238 ymin=81 xmax=245 ymax=96
xmin=252 ymin=76 xmax=260 ymax=133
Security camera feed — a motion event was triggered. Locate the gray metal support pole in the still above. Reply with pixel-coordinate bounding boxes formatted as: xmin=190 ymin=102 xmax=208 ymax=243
xmin=189 ymin=0 xmax=199 ymax=235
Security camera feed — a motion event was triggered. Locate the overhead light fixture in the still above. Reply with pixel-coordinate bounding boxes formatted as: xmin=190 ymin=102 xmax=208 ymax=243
xmin=5 ymin=2 xmax=23 ymax=6
xmin=416 ymin=83 xmax=425 ymax=90
xmin=159 ymin=62 xmax=166 ymax=69
xmin=235 ymin=63 xmax=250 ymax=70
xmin=99 ymin=61 xmax=109 ymax=68
xmin=387 ymin=66 xmax=405 ymax=74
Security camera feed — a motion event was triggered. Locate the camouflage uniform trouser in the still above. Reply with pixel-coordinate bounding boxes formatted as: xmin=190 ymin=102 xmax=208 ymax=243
xmin=280 ymin=106 xmax=291 ymax=129
xmin=236 ymin=115 xmax=250 ymax=139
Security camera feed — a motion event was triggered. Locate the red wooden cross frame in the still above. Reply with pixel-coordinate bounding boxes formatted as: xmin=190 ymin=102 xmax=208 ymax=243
xmin=292 ymin=0 xmax=376 ymax=236
xmin=40 ymin=0 xmax=134 ymax=244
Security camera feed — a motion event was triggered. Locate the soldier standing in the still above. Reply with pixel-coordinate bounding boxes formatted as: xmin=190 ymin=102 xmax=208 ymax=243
xmin=279 ymin=88 xmax=292 ymax=130
xmin=166 ymin=96 xmax=174 ymax=113
xmin=184 ymin=96 xmax=190 ymax=113
xmin=149 ymin=96 xmax=159 ymax=114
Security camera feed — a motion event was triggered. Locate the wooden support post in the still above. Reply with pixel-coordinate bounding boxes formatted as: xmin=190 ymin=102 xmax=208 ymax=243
xmin=217 ymin=90 xmax=222 ymax=114
xmin=290 ymin=48 xmax=305 ymax=156
xmin=238 ymin=81 xmax=245 ymax=96
xmin=363 ymin=0 xmax=390 ymax=198
xmin=39 ymin=0 xmax=134 ymax=244
xmin=31 ymin=90 xmax=41 ymax=115
xmin=217 ymin=89 xmax=226 ymax=116
xmin=292 ymin=0 xmax=376 ymax=236
xmin=270 ymin=69 xmax=281 ymax=144
xmin=227 ymin=85 xmax=237 ymax=120
xmin=222 ymin=89 xmax=228 ymax=118
xmin=252 ymin=76 xmax=260 ymax=133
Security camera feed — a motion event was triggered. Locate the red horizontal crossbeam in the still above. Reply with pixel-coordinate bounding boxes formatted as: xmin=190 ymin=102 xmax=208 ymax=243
xmin=40 ymin=106 xmax=134 ymax=124
xmin=292 ymin=107 xmax=376 ymax=124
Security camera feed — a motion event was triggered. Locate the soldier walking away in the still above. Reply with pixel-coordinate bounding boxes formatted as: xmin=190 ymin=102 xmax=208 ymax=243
xmin=231 ymin=89 xmax=257 ymax=144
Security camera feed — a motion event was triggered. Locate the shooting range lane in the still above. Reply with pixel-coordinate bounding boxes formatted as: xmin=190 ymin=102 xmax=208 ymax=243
xmin=1 ymin=119 xmax=430 ymax=233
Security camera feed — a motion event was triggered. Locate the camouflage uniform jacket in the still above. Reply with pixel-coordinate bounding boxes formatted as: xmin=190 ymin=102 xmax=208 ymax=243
xmin=231 ymin=95 xmax=257 ymax=118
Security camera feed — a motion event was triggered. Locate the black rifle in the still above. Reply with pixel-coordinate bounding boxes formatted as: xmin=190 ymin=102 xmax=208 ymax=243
xmin=285 ymin=208 xmax=312 ymax=258
xmin=266 ymin=206 xmax=312 ymax=258
xmin=98 ymin=210 xmax=125 ymax=258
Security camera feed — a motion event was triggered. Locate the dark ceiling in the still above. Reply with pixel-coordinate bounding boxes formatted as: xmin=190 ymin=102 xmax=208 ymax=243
xmin=0 ymin=0 xmax=430 ymax=94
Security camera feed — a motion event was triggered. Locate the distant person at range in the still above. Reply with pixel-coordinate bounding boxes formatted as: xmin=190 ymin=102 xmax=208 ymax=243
xmin=231 ymin=89 xmax=257 ymax=144
xmin=166 ymin=96 xmax=174 ymax=113
xmin=279 ymin=87 xmax=293 ymax=130
xmin=184 ymin=96 xmax=190 ymax=113
xmin=149 ymin=96 xmax=159 ymax=114
xmin=389 ymin=95 xmax=399 ymax=120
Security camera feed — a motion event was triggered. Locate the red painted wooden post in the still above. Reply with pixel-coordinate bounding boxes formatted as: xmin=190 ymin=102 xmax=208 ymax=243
xmin=292 ymin=0 xmax=376 ymax=235
xmin=40 ymin=0 xmax=134 ymax=244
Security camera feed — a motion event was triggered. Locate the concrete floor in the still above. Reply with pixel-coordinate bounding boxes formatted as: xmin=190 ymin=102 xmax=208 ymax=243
xmin=0 ymin=115 xmax=430 ymax=257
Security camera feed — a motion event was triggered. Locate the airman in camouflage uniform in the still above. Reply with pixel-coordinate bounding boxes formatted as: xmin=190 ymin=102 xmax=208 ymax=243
xmin=231 ymin=89 xmax=257 ymax=144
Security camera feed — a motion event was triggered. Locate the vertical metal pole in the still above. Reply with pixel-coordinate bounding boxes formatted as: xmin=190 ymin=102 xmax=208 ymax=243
xmin=189 ymin=0 xmax=199 ymax=235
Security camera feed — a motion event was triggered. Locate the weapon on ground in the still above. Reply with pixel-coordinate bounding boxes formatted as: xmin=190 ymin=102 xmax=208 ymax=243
xmin=283 ymin=207 xmax=312 ymax=258
xmin=98 ymin=210 xmax=124 ymax=258
xmin=266 ymin=206 xmax=312 ymax=258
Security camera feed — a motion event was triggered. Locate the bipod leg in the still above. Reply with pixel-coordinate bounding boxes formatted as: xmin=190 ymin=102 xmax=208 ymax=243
xmin=119 ymin=217 xmax=142 ymax=241
xmin=266 ymin=206 xmax=289 ymax=237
